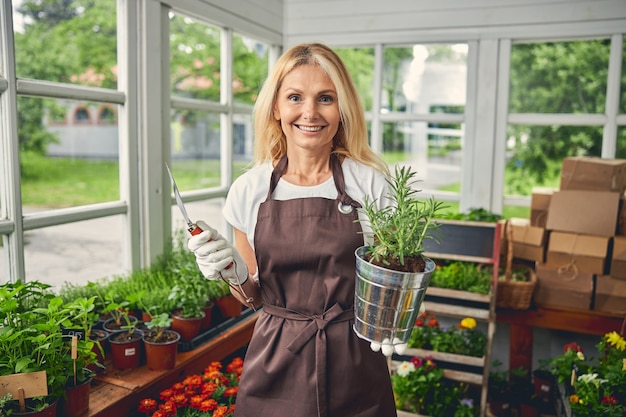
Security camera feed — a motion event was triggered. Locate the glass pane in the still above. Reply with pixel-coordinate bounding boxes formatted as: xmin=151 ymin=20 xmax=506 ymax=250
xmin=22 ymin=215 xmax=126 ymax=291
xmin=0 ymin=240 xmax=6 ymax=283
xmin=621 ymin=35 xmax=626 ymax=114
xmin=170 ymin=110 xmax=222 ymax=191
xmin=504 ymin=124 xmax=602 ymax=198
xmin=19 ymin=97 xmax=120 ymax=208
xmin=335 ymin=47 xmax=375 ymax=112
xmin=382 ymin=121 xmax=462 ymax=194
xmin=510 ymin=39 xmax=609 ymax=114
xmin=169 ymin=12 xmax=221 ymax=101
xmin=171 ymin=199 xmax=228 ymax=239
xmin=13 ymin=0 xmax=117 ymax=88
xmin=618 ymin=126 xmax=626 ymax=159
xmin=233 ymin=113 xmax=254 ymax=168
xmin=233 ymin=33 xmax=269 ymax=106
xmin=382 ymin=44 xmax=468 ymax=114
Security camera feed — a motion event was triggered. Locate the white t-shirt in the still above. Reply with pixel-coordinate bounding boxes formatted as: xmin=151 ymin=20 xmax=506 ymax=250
xmin=223 ymin=158 xmax=391 ymax=250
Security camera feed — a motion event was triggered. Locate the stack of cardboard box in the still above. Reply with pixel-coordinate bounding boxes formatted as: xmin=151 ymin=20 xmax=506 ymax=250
xmin=520 ymin=156 xmax=626 ymax=312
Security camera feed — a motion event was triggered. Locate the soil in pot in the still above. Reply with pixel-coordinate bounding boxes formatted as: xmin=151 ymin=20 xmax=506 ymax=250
xmin=108 ymin=330 xmax=144 ymax=370
xmin=363 ymin=252 xmax=427 ymax=273
xmin=143 ymin=329 xmax=181 ymax=370
xmin=102 ymin=316 xmax=138 ymax=333
xmin=171 ymin=310 xmax=205 ymax=342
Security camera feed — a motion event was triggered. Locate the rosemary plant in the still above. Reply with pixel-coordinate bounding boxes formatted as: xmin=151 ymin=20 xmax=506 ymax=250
xmin=360 ymin=165 xmax=446 ymax=272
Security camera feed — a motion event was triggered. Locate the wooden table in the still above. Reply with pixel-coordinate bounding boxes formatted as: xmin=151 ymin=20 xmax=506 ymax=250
xmin=87 ymin=311 xmax=258 ymax=417
xmin=497 ymin=305 xmax=625 ymax=372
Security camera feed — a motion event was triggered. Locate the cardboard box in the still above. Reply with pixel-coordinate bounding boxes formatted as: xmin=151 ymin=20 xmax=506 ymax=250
xmin=560 ymin=156 xmax=626 ymax=193
xmin=594 ymin=275 xmax=626 ymax=315
xmin=544 ymin=231 xmax=610 ymax=275
xmin=530 ymin=187 xmax=556 ymax=228
xmin=545 ymin=190 xmax=620 ymax=237
xmin=534 ymin=263 xmax=593 ymax=310
xmin=610 ymin=236 xmax=626 ymax=280
xmin=509 ymin=218 xmax=546 ymax=263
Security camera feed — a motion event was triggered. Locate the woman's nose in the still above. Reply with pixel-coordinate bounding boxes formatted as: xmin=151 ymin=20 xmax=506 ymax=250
xmin=302 ymin=101 xmax=318 ymax=120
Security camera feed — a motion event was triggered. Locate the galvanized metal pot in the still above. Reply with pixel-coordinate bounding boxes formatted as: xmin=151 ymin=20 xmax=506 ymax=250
xmin=353 ymin=246 xmax=435 ymax=345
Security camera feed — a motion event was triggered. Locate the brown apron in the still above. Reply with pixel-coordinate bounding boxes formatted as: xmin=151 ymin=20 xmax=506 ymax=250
xmin=234 ymin=154 xmax=396 ymax=417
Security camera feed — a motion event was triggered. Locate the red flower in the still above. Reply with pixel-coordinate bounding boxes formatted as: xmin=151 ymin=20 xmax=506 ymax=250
xmin=410 ymin=357 xmax=423 ymax=368
xmin=227 ymin=357 xmax=244 ymax=375
xmin=159 ymin=401 xmax=177 ymax=416
xmin=224 ymin=386 xmax=238 ymax=397
xmin=138 ymin=398 xmax=158 ymax=414
xmin=199 ymin=398 xmax=219 ymax=411
xmin=159 ymin=388 xmax=176 ymax=401
xmin=602 ymin=395 xmax=619 ymax=405
xmin=563 ymin=342 xmax=583 ymax=354
xmin=427 ymin=319 xmax=439 ymax=328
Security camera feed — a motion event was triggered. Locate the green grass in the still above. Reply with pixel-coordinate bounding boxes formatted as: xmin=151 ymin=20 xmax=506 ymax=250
xmin=18 ymin=154 xmax=542 ymax=219
xmin=20 ymin=154 xmax=250 ymax=208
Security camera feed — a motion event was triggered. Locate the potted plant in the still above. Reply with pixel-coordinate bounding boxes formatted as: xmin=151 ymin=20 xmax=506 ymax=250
xmin=104 ymin=302 xmax=142 ymax=370
xmin=391 ymin=356 xmax=475 ymax=416
xmin=354 ymin=165 xmax=446 ymax=348
xmin=168 ymin=275 xmax=206 ymax=342
xmin=59 ymin=296 xmax=102 ymax=417
xmin=142 ymin=313 xmax=180 ymax=370
xmin=488 ymin=360 xmax=512 ymax=416
xmin=0 ymin=281 xmax=68 ymax=415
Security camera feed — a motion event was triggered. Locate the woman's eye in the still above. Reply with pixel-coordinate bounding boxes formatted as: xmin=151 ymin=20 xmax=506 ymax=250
xmin=288 ymin=95 xmax=301 ymax=102
xmin=319 ymin=95 xmax=334 ymax=103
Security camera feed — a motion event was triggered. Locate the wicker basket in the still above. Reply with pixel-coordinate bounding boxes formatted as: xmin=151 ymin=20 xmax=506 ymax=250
xmin=496 ymin=220 xmax=537 ymax=310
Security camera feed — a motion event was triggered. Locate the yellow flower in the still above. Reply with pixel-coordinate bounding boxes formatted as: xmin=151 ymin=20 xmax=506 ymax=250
xmin=576 ymin=351 xmax=585 ymax=360
xmin=605 ymin=331 xmax=626 ymax=351
xmin=460 ymin=317 xmax=476 ymax=329
xmin=569 ymin=394 xmax=579 ymax=404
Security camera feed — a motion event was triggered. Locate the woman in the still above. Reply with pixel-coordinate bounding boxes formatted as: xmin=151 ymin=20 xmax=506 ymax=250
xmin=188 ymin=43 xmax=397 ymax=417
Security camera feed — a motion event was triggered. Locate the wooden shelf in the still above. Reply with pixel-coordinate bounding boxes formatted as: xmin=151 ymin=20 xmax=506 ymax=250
xmin=87 ymin=311 xmax=259 ymax=417
xmin=496 ymin=304 xmax=625 ymax=373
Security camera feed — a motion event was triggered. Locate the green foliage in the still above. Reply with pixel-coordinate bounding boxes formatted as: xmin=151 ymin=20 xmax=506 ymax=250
xmin=360 ymin=165 xmax=447 ymax=268
xmin=0 ymin=281 xmax=97 ymax=399
xmin=409 ymin=313 xmax=487 ymax=358
xmin=429 ymin=261 xmax=492 ymax=295
xmin=392 ymin=357 xmax=474 ymax=416
xmin=440 ymin=207 xmax=503 ymax=223
xmin=144 ymin=313 xmax=174 ymax=342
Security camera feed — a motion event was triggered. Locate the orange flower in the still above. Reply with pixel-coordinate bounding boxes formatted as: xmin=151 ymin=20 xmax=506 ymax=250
xmin=569 ymin=394 xmax=579 ymax=404
xmin=138 ymin=398 xmax=157 ymax=414
xmin=213 ymin=405 xmax=231 ymax=417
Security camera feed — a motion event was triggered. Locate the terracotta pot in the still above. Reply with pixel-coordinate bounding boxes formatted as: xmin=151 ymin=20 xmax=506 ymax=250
xmin=60 ymin=376 xmax=92 ymax=417
xmin=215 ymin=295 xmax=242 ymax=318
xmin=171 ymin=310 xmax=205 ymax=342
xmin=108 ymin=330 xmax=144 ymax=370
xmin=88 ymin=329 xmax=109 ymax=373
xmin=201 ymin=302 xmax=214 ymax=330
xmin=143 ymin=329 xmax=181 ymax=370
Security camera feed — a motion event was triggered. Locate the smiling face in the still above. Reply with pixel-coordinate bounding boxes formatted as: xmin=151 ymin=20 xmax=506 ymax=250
xmin=273 ymin=64 xmax=341 ymax=155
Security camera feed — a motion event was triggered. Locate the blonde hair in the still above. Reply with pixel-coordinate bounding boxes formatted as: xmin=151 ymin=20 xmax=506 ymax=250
xmin=252 ymin=43 xmax=388 ymax=175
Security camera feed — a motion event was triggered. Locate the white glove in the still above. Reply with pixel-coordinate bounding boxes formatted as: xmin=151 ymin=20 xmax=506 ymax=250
xmin=187 ymin=221 xmax=248 ymax=285
xmin=370 ymin=337 xmax=407 ymax=357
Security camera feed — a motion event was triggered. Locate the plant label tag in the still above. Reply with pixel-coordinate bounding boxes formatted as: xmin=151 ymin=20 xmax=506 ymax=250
xmin=62 ymin=327 xmax=86 ymax=340
xmin=0 ymin=371 xmax=48 ymax=398
xmin=125 ymin=348 xmax=136 ymax=356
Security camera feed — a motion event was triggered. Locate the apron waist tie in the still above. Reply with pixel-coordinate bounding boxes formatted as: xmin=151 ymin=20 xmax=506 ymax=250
xmin=262 ymin=303 xmax=354 ymax=417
